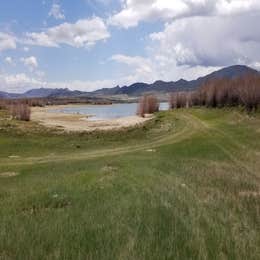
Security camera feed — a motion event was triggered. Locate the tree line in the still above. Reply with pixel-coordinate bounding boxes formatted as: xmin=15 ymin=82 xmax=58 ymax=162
xmin=138 ymin=73 xmax=260 ymax=116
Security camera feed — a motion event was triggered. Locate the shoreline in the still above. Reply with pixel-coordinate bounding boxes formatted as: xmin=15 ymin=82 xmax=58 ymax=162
xmin=31 ymin=105 xmax=152 ymax=132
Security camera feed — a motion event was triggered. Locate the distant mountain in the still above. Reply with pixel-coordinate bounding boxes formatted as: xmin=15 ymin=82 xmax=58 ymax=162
xmin=93 ymin=65 xmax=259 ymax=96
xmin=0 ymin=65 xmax=258 ymax=99
xmin=0 ymin=88 xmax=89 ymax=99
xmin=22 ymin=88 xmax=87 ymax=98
xmin=0 ymin=91 xmax=20 ymax=99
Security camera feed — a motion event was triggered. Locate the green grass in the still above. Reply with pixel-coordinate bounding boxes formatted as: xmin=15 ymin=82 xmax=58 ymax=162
xmin=0 ymin=108 xmax=259 ymax=259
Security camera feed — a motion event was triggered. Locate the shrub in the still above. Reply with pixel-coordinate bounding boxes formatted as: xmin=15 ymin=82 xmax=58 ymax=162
xmin=235 ymin=74 xmax=260 ymax=111
xmin=9 ymin=102 xmax=31 ymax=121
xmin=0 ymin=99 xmax=7 ymax=110
xmin=137 ymin=94 xmax=159 ymax=117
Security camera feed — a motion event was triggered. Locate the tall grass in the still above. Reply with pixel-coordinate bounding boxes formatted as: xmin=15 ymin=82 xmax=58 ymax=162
xmin=0 ymin=109 xmax=259 ymax=259
xmin=169 ymin=74 xmax=260 ymax=111
xmin=137 ymin=94 xmax=159 ymax=117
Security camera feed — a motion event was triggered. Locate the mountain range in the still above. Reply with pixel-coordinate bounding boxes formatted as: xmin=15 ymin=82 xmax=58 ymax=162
xmin=0 ymin=65 xmax=258 ymax=99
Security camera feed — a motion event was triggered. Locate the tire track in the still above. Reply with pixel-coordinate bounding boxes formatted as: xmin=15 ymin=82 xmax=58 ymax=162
xmin=188 ymin=112 xmax=259 ymax=179
xmin=0 ymin=114 xmax=202 ymax=167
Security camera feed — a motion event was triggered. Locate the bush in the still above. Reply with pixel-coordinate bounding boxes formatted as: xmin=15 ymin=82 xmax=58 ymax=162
xmin=235 ymin=74 xmax=260 ymax=111
xmin=9 ymin=102 xmax=31 ymax=121
xmin=137 ymin=94 xmax=159 ymax=117
xmin=0 ymin=99 xmax=7 ymax=110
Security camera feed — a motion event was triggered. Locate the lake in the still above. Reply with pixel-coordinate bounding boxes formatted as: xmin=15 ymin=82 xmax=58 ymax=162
xmin=50 ymin=102 xmax=169 ymax=121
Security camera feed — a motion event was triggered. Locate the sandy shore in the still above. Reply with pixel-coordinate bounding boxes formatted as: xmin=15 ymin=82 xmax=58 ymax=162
xmin=31 ymin=105 xmax=152 ymax=132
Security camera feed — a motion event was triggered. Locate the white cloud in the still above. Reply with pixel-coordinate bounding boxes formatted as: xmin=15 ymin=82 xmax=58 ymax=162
xmin=23 ymin=46 xmax=30 ymax=52
xmin=107 ymin=12 xmax=257 ymax=83
xmin=0 ymin=72 xmax=127 ymax=93
xmin=109 ymin=0 xmax=260 ymax=28
xmin=109 ymin=10 xmax=260 ymax=84
xmin=149 ymin=14 xmax=260 ymax=69
xmin=111 ymin=54 xmax=155 ymax=82
xmin=111 ymin=54 xmax=153 ymax=72
xmin=4 ymin=57 xmax=15 ymax=66
xmin=20 ymin=56 xmax=38 ymax=71
xmin=0 ymin=32 xmax=16 ymax=52
xmin=0 ymin=73 xmax=43 ymax=93
xmin=112 ymin=10 xmax=259 ymax=82
xmin=35 ymin=70 xmax=45 ymax=78
xmin=24 ymin=17 xmax=110 ymax=48
xmin=48 ymin=3 xmax=65 ymax=20
xmin=111 ymin=53 xmax=220 ymax=84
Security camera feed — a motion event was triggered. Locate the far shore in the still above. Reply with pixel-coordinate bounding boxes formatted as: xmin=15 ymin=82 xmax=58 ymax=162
xmin=31 ymin=104 xmax=152 ymax=132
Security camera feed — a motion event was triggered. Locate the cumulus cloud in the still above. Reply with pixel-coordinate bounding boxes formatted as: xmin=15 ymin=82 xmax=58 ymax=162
xmin=24 ymin=17 xmax=110 ymax=48
xmin=20 ymin=56 xmax=38 ymax=71
xmin=111 ymin=53 xmax=220 ymax=83
xmin=48 ymin=3 xmax=65 ymax=20
xmin=108 ymin=3 xmax=260 ymax=83
xmin=0 ymin=73 xmax=44 ymax=93
xmin=109 ymin=0 xmax=260 ymax=28
xmin=0 ymin=32 xmax=16 ymax=52
xmin=111 ymin=54 xmax=155 ymax=82
xmin=149 ymin=14 xmax=260 ymax=69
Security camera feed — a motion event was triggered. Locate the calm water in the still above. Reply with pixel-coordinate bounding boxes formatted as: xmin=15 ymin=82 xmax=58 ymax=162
xmin=51 ymin=102 xmax=169 ymax=121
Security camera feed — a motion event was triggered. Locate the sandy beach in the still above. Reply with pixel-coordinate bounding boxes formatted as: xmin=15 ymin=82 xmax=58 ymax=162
xmin=31 ymin=105 xmax=152 ymax=132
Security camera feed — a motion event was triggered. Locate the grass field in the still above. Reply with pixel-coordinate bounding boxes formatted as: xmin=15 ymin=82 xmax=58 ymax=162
xmin=0 ymin=108 xmax=260 ymax=260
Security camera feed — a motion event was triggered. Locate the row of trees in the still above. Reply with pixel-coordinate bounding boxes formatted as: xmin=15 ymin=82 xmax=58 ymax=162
xmin=138 ymin=73 xmax=260 ymax=115
xmin=169 ymin=74 xmax=260 ymax=112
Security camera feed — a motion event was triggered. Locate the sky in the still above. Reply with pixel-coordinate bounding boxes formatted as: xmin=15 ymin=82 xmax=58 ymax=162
xmin=1 ymin=0 xmax=260 ymax=93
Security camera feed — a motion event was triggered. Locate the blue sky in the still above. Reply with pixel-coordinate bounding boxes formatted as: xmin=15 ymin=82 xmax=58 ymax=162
xmin=1 ymin=0 xmax=260 ymax=93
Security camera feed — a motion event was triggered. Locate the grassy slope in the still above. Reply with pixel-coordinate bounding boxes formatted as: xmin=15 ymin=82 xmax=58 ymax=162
xmin=0 ymin=109 xmax=260 ymax=260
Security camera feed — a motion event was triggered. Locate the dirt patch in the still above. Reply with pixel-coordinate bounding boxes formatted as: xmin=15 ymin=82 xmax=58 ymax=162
xmin=101 ymin=165 xmax=118 ymax=173
xmin=31 ymin=105 xmax=152 ymax=132
xmin=8 ymin=155 xmax=20 ymax=159
xmin=0 ymin=172 xmax=19 ymax=178
xmin=239 ymin=191 xmax=260 ymax=198
xmin=146 ymin=149 xmax=156 ymax=152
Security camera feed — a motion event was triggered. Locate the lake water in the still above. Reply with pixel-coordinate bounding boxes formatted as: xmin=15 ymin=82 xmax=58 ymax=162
xmin=51 ymin=102 xmax=169 ymax=121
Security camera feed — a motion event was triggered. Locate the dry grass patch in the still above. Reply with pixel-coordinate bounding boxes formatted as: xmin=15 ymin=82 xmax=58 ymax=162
xmin=239 ymin=191 xmax=260 ymax=198
xmin=0 ymin=172 xmax=19 ymax=178
xmin=101 ymin=165 xmax=118 ymax=173
xmin=146 ymin=149 xmax=156 ymax=152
